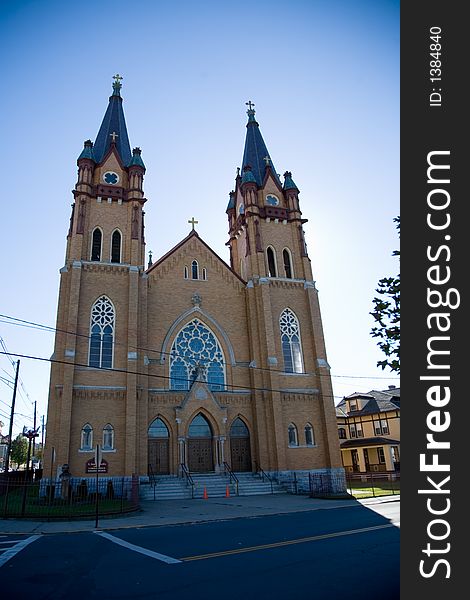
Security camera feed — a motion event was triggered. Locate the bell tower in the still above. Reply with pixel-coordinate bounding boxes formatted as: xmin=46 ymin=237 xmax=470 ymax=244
xmin=44 ymin=75 xmax=149 ymax=477
xmin=226 ymin=102 xmax=342 ymax=474
xmin=226 ymin=102 xmax=311 ymax=284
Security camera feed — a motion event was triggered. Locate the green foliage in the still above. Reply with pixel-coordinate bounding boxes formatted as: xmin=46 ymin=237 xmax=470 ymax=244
xmin=370 ymin=217 xmax=400 ymax=373
xmin=10 ymin=434 xmax=29 ymax=468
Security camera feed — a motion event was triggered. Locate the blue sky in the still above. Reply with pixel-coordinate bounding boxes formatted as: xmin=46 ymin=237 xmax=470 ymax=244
xmin=0 ymin=0 xmax=399 ymax=438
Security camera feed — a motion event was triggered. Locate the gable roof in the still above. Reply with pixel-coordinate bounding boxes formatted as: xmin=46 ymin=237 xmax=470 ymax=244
xmin=336 ymin=387 xmax=400 ymax=416
xmin=146 ymin=229 xmax=246 ymax=285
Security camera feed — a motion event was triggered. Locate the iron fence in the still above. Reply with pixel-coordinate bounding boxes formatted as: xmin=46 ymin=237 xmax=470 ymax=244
xmin=344 ymin=471 xmax=400 ymax=499
xmin=0 ymin=473 xmax=140 ymax=519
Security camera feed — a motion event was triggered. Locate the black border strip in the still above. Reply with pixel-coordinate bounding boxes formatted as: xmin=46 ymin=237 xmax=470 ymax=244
xmin=401 ymin=2 xmax=466 ymax=597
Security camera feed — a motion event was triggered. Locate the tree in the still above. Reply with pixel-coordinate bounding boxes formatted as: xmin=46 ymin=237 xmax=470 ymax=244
xmin=10 ymin=434 xmax=28 ymax=469
xmin=370 ymin=216 xmax=400 ymax=373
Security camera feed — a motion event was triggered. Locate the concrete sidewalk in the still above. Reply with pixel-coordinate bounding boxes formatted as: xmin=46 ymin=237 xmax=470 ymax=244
xmin=0 ymin=493 xmax=400 ymax=536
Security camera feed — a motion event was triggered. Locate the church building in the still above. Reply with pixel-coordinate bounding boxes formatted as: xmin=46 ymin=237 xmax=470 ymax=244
xmin=44 ymin=76 xmax=345 ymax=493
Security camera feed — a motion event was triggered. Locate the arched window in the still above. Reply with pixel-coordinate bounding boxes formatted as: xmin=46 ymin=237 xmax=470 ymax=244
xmin=266 ymin=246 xmax=277 ymax=277
xmin=283 ymin=248 xmax=293 ymax=279
xmin=169 ymin=319 xmax=225 ymax=391
xmin=102 ymin=424 xmax=114 ymax=450
xmin=184 ymin=266 xmax=189 ymax=279
xmin=111 ymin=230 xmax=121 ymax=263
xmin=279 ymin=308 xmax=304 ymax=373
xmin=89 ymin=296 xmax=115 ymax=368
xmin=192 ymin=260 xmax=199 ymax=280
xmin=338 ymin=427 xmax=347 ymax=439
xmin=288 ymin=423 xmax=298 ymax=446
xmin=188 ymin=413 xmax=212 ymax=437
xmin=230 ymin=417 xmax=250 ymax=437
xmin=81 ymin=424 xmax=93 ymax=450
xmin=91 ymin=228 xmax=102 ymax=261
xmin=148 ymin=417 xmax=169 ymax=438
xmin=305 ymin=423 xmax=315 ymax=446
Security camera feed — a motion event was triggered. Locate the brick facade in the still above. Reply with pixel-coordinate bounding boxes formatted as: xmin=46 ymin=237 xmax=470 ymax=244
xmin=44 ymin=84 xmax=344 ymax=490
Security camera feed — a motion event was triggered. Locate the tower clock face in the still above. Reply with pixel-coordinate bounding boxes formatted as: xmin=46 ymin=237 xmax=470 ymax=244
xmin=266 ymin=194 xmax=279 ymax=206
xmin=103 ymin=171 xmax=119 ymax=185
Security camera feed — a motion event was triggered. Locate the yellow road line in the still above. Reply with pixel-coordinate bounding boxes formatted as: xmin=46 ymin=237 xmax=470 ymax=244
xmin=181 ymin=523 xmax=396 ymax=562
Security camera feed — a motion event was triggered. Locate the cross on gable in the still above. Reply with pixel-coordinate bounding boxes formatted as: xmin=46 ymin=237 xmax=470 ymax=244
xmin=263 ymin=156 xmax=271 ymax=166
xmin=188 ymin=217 xmax=198 ymax=230
xmin=110 ymin=131 xmax=119 ymax=143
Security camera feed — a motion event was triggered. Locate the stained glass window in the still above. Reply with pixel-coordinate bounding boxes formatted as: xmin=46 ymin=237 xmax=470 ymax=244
xmin=192 ymin=260 xmax=199 ymax=280
xmin=89 ymin=296 xmax=115 ymax=368
xmin=111 ymin=230 xmax=121 ymax=263
xmin=81 ymin=424 xmax=93 ymax=450
xmin=188 ymin=414 xmax=212 ymax=437
xmin=148 ymin=417 xmax=169 ymax=438
xmin=283 ymin=248 xmax=293 ymax=278
xmin=91 ymin=228 xmax=102 ymax=261
xmin=266 ymin=247 xmax=277 ymax=277
xmin=280 ymin=308 xmax=303 ymax=373
xmin=102 ymin=424 xmax=114 ymax=450
xmin=230 ymin=417 xmax=249 ymax=438
xmin=305 ymin=423 xmax=314 ymax=446
xmin=169 ymin=319 xmax=225 ymax=391
xmin=288 ymin=423 xmax=298 ymax=446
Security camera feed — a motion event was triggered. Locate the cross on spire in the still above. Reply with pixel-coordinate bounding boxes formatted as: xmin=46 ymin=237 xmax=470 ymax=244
xmin=188 ymin=217 xmax=198 ymax=231
xmin=110 ymin=131 xmax=119 ymax=143
xmin=246 ymin=100 xmax=255 ymax=111
xmin=113 ymin=73 xmax=123 ymax=87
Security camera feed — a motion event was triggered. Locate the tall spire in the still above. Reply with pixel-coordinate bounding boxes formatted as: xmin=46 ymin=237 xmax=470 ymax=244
xmin=241 ymin=101 xmax=280 ymax=187
xmin=92 ymin=74 xmax=132 ymax=166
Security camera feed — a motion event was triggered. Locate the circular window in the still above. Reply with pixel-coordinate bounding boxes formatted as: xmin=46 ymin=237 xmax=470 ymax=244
xmin=103 ymin=171 xmax=119 ymax=185
xmin=266 ymin=194 xmax=279 ymax=206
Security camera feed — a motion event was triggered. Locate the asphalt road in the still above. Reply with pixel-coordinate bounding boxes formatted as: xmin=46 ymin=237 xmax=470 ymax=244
xmin=1 ymin=500 xmax=399 ymax=599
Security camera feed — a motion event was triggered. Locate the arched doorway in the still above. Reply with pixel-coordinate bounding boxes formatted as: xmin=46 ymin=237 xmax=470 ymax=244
xmin=230 ymin=417 xmax=252 ymax=472
xmin=188 ymin=414 xmax=214 ymax=472
xmin=148 ymin=417 xmax=170 ymax=475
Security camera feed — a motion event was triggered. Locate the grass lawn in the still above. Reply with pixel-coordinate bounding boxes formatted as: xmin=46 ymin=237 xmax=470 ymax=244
xmin=346 ymin=480 xmax=400 ymax=498
xmin=1 ymin=484 xmax=137 ymax=518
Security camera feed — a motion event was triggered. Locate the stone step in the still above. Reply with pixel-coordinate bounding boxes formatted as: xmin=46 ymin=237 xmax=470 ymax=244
xmin=139 ymin=472 xmax=286 ymax=500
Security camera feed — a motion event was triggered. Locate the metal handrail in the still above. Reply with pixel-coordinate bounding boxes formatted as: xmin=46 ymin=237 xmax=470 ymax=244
xmin=148 ymin=464 xmax=157 ymax=500
xmin=180 ymin=463 xmax=195 ymax=498
xmin=223 ymin=461 xmax=239 ymax=496
xmin=254 ymin=461 xmax=273 ymax=494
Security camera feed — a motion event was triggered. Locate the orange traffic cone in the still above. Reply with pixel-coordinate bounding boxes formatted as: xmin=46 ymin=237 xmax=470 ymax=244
xmin=203 ymin=486 xmax=208 ymax=499
xmin=225 ymin=485 xmax=230 ymax=498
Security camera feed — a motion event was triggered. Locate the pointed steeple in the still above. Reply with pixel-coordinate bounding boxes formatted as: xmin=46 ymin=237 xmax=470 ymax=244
xmin=241 ymin=101 xmax=280 ymax=187
xmin=77 ymin=139 xmax=95 ymax=162
xmin=283 ymin=171 xmax=299 ymax=191
xmin=92 ymin=74 xmax=132 ymax=166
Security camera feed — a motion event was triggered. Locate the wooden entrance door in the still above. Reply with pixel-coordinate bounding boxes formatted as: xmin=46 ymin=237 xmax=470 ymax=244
xmin=230 ymin=437 xmax=251 ymax=472
xmin=188 ymin=439 xmax=213 ymax=472
xmin=148 ymin=439 xmax=169 ymax=475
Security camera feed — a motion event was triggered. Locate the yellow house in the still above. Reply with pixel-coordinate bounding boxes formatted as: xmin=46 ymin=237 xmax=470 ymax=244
xmin=336 ymin=387 xmax=400 ymax=473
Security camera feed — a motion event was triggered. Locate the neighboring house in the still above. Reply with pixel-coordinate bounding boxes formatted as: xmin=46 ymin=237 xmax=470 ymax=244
xmin=336 ymin=386 xmax=400 ymax=473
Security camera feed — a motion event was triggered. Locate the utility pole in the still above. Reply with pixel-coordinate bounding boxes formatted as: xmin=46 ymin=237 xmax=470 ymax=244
xmin=4 ymin=359 xmax=20 ymax=474
xmin=32 ymin=401 xmax=37 ymax=463
xmin=41 ymin=415 xmax=45 ymax=468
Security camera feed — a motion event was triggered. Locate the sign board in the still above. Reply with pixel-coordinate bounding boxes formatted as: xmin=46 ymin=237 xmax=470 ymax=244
xmin=85 ymin=458 xmax=108 ymax=473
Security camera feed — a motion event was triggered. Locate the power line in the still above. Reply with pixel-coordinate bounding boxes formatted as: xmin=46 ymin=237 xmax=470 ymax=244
xmin=0 ymin=335 xmax=36 ymax=415
xmin=0 ymin=313 xmax=400 ymax=382
xmin=0 ymin=349 xmax=399 ymax=403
